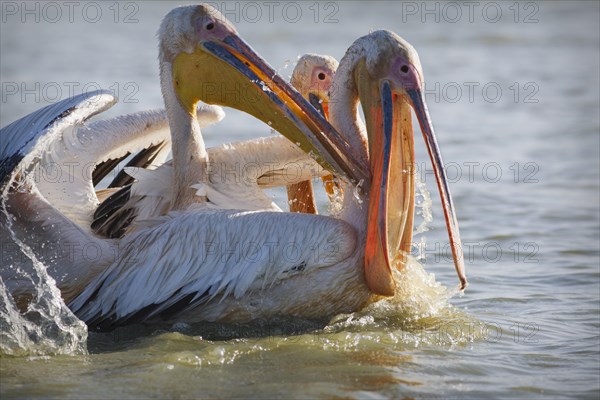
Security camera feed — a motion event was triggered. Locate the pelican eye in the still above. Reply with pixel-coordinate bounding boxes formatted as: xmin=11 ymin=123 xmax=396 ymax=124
xmin=400 ymin=65 xmax=409 ymax=73
xmin=317 ymin=72 xmax=326 ymax=80
xmin=206 ymin=22 xmax=215 ymax=30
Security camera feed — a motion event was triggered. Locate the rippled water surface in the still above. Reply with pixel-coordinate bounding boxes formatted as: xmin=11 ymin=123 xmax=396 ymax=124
xmin=1 ymin=1 xmax=599 ymax=399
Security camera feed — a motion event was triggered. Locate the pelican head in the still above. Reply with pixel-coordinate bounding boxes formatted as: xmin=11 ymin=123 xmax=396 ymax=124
xmin=291 ymin=54 xmax=339 ymax=117
xmin=352 ymin=30 xmax=467 ymax=295
xmin=158 ymin=4 xmax=366 ymax=183
xmin=289 ymin=54 xmax=341 ymax=206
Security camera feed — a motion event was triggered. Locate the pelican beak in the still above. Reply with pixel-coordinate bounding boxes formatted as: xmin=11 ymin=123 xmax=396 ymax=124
xmin=308 ymin=91 xmax=340 ymax=200
xmin=363 ymin=80 xmax=413 ymax=296
xmin=172 ymin=33 xmax=367 ymax=184
xmin=407 ymin=87 xmax=467 ymax=291
xmin=361 ymin=74 xmax=467 ymax=295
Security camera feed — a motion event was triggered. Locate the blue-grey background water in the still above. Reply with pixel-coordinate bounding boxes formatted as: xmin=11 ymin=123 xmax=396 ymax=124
xmin=1 ymin=1 xmax=599 ymax=398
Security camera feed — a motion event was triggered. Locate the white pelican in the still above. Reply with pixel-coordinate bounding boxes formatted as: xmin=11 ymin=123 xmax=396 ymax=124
xmin=91 ymin=55 xmax=342 ymax=238
xmin=286 ymin=54 xmax=339 ymax=214
xmin=66 ymin=29 xmax=467 ymax=329
xmin=0 ymin=5 xmax=364 ymax=308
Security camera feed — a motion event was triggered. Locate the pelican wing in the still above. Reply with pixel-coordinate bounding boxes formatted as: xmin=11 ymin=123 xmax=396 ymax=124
xmin=1 ymin=91 xmax=225 ymax=229
xmin=70 ymin=209 xmax=358 ymax=329
xmin=1 ymin=91 xmax=117 ymax=302
xmin=93 ymin=141 xmax=169 ymax=188
xmin=84 ymin=103 xmax=225 ymax=189
xmin=0 ymin=92 xmax=224 ymax=299
xmin=0 ymin=90 xmax=116 ymax=187
xmin=91 ymin=136 xmax=327 ymax=238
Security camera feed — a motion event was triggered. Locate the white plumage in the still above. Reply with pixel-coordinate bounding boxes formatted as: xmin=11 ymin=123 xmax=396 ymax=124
xmin=71 ymin=209 xmax=357 ymax=326
xmin=34 ymin=104 xmax=224 ymax=228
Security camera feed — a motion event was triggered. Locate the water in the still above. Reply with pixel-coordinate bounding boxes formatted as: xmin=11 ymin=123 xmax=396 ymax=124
xmin=1 ymin=1 xmax=599 ymax=398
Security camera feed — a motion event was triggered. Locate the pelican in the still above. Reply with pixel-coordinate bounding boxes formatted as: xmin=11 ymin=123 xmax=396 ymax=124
xmin=287 ymin=54 xmax=340 ymax=214
xmin=0 ymin=5 xmax=364 ymax=308
xmin=91 ymin=55 xmax=341 ymax=238
xmin=66 ymin=29 xmax=467 ymax=329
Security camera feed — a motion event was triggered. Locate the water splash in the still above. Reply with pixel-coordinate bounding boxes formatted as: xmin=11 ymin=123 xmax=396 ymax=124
xmin=352 ymin=179 xmax=365 ymax=205
xmin=413 ymin=173 xmax=433 ymax=262
xmin=414 ymin=173 xmax=432 ymax=235
xmin=278 ymin=59 xmax=291 ymax=80
xmin=328 ymin=256 xmax=482 ymax=347
xmin=326 ymin=184 xmax=344 ymax=218
xmin=0 ymin=276 xmax=85 ymax=357
xmin=0 ymin=181 xmax=88 ymax=357
xmin=317 ymin=170 xmax=473 ymax=348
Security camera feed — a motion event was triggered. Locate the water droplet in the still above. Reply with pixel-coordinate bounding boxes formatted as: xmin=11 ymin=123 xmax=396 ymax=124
xmin=353 ymin=180 xmax=364 ymax=204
